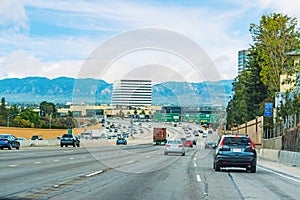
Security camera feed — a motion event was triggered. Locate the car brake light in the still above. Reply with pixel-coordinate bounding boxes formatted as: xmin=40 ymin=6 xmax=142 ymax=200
xmin=178 ymin=144 xmax=183 ymax=147
xmin=3 ymin=140 xmax=8 ymax=143
xmin=249 ymin=138 xmax=255 ymax=150
xmin=166 ymin=144 xmax=170 ymax=147
xmin=219 ymin=138 xmax=225 ymax=148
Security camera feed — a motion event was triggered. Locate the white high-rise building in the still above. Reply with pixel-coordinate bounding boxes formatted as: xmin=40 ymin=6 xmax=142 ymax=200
xmin=112 ymin=79 xmax=152 ymax=106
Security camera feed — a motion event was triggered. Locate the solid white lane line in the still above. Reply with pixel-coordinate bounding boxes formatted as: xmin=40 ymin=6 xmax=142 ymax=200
xmin=197 ymin=175 xmax=201 ymax=182
xmin=86 ymin=170 xmax=103 ymax=177
xmin=53 ymin=160 xmax=59 ymax=162
xmin=194 ymin=157 xmax=197 ymax=160
xmin=194 ymin=163 xmax=197 ymax=167
xmin=146 ymin=155 xmax=151 ymax=158
xmin=69 ymin=158 xmax=74 ymax=160
xmin=258 ymin=166 xmax=300 ymax=183
xmin=34 ymin=161 xmax=42 ymax=164
xmin=8 ymin=164 xmax=18 ymax=167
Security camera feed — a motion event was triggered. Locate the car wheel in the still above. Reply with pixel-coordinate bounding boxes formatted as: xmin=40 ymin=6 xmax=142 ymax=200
xmin=60 ymin=143 xmax=63 ymax=147
xmin=213 ymin=162 xmax=215 ymax=169
xmin=215 ymin=163 xmax=220 ymax=171
xmin=8 ymin=144 xmax=12 ymax=150
xmin=250 ymin=165 xmax=256 ymax=173
xmin=16 ymin=144 xmax=20 ymax=150
xmin=77 ymin=143 xmax=80 ymax=147
xmin=73 ymin=142 xmax=76 ymax=147
xmin=182 ymin=152 xmax=185 ymax=156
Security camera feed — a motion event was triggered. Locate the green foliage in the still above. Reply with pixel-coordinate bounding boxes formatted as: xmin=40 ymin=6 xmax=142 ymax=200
xmin=226 ymin=49 xmax=268 ymax=129
xmin=227 ymin=12 xmax=300 ymax=130
xmin=249 ymin=13 xmax=300 ymax=97
xmin=40 ymin=101 xmax=57 ymax=117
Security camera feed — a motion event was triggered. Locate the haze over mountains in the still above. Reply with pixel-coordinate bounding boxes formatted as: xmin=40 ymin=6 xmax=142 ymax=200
xmin=0 ymin=77 xmax=233 ymax=106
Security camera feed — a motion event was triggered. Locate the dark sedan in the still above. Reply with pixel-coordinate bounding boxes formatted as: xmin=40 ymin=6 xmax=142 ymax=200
xmin=0 ymin=134 xmax=20 ymax=150
xmin=213 ymin=135 xmax=257 ymax=173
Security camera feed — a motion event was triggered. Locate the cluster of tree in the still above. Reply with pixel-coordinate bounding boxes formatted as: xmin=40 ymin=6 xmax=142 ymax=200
xmin=226 ymin=13 xmax=300 ymax=130
xmin=0 ymin=98 xmax=75 ymax=129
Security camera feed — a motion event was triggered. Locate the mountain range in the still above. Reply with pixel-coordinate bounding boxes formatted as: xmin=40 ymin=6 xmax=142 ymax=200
xmin=0 ymin=77 xmax=233 ymax=106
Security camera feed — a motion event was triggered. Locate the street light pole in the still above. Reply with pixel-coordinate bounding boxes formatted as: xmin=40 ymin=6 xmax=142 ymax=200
xmin=7 ymin=114 xmax=19 ymax=127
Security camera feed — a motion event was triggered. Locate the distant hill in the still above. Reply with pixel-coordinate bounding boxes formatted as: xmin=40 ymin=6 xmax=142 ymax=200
xmin=0 ymin=77 xmax=233 ymax=106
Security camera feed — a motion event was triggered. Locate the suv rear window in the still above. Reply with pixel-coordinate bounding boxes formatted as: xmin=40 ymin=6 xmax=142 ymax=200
xmin=62 ymin=134 xmax=73 ymax=138
xmin=223 ymin=137 xmax=250 ymax=146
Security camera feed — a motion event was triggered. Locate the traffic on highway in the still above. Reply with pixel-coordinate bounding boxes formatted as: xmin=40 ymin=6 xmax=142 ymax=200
xmin=1 ymin=120 xmax=299 ymax=200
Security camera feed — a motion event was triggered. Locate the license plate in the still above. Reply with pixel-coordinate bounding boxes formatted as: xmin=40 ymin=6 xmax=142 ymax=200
xmin=232 ymin=148 xmax=242 ymax=152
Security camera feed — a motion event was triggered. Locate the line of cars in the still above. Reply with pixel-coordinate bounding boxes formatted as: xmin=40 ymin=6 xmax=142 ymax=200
xmin=163 ymin=129 xmax=257 ymax=173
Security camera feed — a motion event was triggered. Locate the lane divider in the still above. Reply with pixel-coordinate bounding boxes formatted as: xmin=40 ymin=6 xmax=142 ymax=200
xmin=85 ymin=170 xmax=103 ymax=177
xmin=196 ymin=175 xmax=201 ymax=182
xmin=126 ymin=160 xmax=135 ymax=164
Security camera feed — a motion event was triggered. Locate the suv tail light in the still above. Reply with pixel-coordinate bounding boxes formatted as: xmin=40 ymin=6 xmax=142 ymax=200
xmin=249 ymin=138 xmax=255 ymax=150
xmin=3 ymin=140 xmax=8 ymax=143
xmin=178 ymin=144 xmax=183 ymax=147
xmin=166 ymin=144 xmax=170 ymax=147
xmin=219 ymin=137 xmax=225 ymax=148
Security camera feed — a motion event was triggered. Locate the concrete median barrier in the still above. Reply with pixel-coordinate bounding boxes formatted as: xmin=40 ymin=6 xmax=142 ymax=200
xmin=258 ymin=148 xmax=300 ymax=167
xmin=258 ymin=149 xmax=280 ymax=162
xmin=19 ymin=140 xmax=60 ymax=147
xmin=279 ymin=150 xmax=300 ymax=167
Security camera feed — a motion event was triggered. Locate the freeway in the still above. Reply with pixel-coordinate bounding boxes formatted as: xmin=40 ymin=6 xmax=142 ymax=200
xmin=1 ymin=130 xmax=300 ymax=199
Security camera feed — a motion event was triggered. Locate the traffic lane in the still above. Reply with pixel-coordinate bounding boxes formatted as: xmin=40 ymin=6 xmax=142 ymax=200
xmin=192 ymin=149 xmax=300 ymax=200
xmin=0 ymin=151 xmax=104 ymax=198
xmin=0 ymin=144 xmax=170 ymax=199
xmin=49 ymin=147 xmax=201 ymax=200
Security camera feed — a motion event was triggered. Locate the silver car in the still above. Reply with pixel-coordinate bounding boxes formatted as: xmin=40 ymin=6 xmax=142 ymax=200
xmin=164 ymin=139 xmax=185 ymax=156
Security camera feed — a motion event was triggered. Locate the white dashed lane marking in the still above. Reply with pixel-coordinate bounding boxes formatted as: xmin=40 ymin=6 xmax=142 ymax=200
xmin=197 ymin=175 xmax=201 ymax=182
xmin=85 ymin=170 xmax=103 ymax=177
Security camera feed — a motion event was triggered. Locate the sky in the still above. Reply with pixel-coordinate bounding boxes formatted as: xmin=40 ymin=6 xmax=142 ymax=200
xmin=0 ymin=0 xmax=300 ymax=84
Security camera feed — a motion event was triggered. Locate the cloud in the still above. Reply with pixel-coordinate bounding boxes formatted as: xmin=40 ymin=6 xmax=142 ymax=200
xmin=0 ymin=0 xmax=29 ymax=34
xmin=0 ymin=50 xmax=83 ymax=79
xmin=1 ymin=0 xmax=299 ymax=82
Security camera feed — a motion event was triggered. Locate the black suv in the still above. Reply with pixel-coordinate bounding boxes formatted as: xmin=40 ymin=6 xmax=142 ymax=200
xmin=60 ymin=134 xmax=80 ymax=147
xmin=213 ymin=135 xmax=257 ymax=173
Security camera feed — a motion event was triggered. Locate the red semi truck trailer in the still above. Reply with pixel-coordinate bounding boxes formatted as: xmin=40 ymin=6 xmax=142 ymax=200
xmin=153 ymin=128 xmax=167 ymax=145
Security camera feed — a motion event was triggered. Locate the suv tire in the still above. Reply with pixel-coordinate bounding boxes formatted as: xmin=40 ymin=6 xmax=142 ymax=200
xmin=215 ymin=163 xmax=220 ymax=171
xmin=250 ymin=165 xmax=256 ymax=173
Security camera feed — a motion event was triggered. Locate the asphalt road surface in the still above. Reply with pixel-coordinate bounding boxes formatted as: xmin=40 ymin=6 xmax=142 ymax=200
xmin=1 ymin=130 xmax=300 ymax=199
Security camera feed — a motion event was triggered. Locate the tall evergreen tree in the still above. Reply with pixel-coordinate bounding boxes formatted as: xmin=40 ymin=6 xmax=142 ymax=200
xmin=249 ymin=13 xmax=300 ymax=97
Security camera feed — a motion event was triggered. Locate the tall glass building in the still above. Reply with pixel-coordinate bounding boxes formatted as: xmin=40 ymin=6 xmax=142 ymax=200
xmin=238 ymin=49 xmax=249 ymax=75
xmin=112 ymin=79 xmax=152 ymax=106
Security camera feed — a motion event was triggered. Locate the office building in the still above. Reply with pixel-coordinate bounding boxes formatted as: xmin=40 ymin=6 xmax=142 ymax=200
xmin=238 ymin=49 xmax=249 ymax=75
xmin=112 ymin=79 xmax=152 ymax=106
